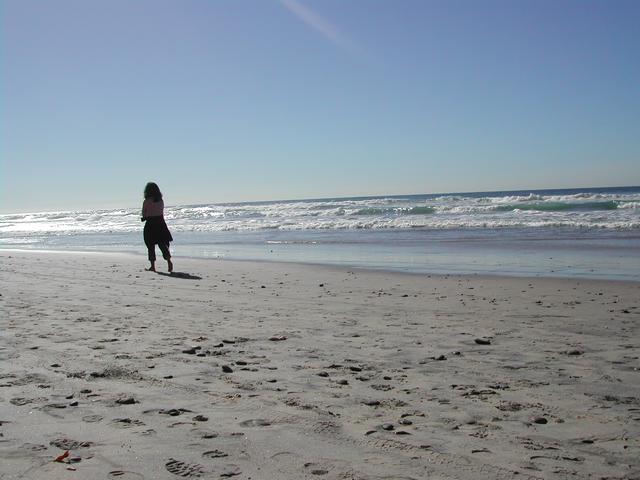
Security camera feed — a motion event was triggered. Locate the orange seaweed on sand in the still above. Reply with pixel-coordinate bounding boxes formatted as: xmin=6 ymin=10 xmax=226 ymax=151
xmin=54 ymin=450 xmax=70 ymax=462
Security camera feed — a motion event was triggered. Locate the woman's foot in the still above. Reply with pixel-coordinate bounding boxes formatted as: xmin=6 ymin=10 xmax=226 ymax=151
xmin=146 ymin=262 xmax=156 ymax=272
xmin=167 ymin=259 xmax=173 ymax=273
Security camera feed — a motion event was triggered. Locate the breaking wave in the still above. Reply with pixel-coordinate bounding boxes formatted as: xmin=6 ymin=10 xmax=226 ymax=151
xmin=1 ymin=187 xmax=638 ymax=236
xmin=494 ymin=200 xmax=619 ymax=212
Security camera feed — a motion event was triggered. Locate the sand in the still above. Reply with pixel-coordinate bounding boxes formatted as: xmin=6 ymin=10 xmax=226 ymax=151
xmin=1 ymin=250 xmax=639 ymax=480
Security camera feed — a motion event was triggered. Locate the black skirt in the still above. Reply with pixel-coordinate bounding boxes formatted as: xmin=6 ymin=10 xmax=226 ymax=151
xmin=143 ymin=216 xmax=173 ymax=245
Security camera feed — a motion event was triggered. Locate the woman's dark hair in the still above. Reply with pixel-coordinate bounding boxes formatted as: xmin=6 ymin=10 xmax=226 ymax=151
xmin=144 ymin=182 xmax=163 ymax=202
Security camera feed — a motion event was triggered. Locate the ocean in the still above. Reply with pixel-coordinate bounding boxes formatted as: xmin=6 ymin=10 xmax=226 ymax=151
xmin=2 ymin=186 xmax=639 ymax=280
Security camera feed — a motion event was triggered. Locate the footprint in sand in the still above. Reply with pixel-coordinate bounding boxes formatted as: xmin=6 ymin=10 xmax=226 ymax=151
xmin=270 ymin=451 xmax=300 ymax=461
xmin=202 ymin=449 xmax=228 ymax=458
xmin=9 ymin=373 xmax=49 ymax=386
xmin=191 ymin=428 xmax=219 ymax=439
xmin=10 ymin=397 xmax=38 ymax=406
xmin=238 ymin=419 xmax=271 ymax=427
xmin=82 ymin=414 xmax=104 ymax=423
xmin=218 ymin=466 xmax=242 ymax=477
xmin=49 ymin=438 xmax=92 ymax=449
xmin=20 ymin=443 xmax=48 ymax=452
xmin=108 ymin=471 xmax=144 ymax=479
xmin=110 ymin=418 xmax=145 ymax=428
xmin=303 ymin=462 xmax=330 ymax=476
xmin=158 ymin=408 xmax=193 ymax=416
xmin=165 ymin=458 xmax=205 ymax=477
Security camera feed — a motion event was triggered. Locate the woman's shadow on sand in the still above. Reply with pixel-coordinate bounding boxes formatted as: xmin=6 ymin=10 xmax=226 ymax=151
xmin=156 ymin=271 xmax=202 ymax=280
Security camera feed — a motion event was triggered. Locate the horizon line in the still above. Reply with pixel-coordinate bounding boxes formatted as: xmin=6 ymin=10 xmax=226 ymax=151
xmin=1 ymin=184 xmax=638 ymax=215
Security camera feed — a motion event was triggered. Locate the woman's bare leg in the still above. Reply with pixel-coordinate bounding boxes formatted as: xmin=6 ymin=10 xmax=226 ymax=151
xmin=158 ymin=243 xmax=172 ymax=272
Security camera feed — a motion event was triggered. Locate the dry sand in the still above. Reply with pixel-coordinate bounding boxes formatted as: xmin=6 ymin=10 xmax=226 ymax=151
xmin=1 ymin=250 xmax=639 ymax=479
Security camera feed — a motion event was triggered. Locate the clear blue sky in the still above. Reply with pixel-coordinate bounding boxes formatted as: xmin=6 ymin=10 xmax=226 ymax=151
xmin=2 ymin=0 xmax=639 ymax=213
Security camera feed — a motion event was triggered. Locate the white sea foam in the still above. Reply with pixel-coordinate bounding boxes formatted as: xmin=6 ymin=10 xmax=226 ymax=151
xmin=1 ymin=190 xmax=639 ymax=236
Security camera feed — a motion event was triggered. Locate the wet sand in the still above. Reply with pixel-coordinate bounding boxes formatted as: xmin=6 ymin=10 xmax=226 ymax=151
xmin=1 ymin=250 xmax=639 ymax=479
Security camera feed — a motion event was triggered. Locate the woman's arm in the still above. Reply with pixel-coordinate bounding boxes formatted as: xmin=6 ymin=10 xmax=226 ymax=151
xmin=141 ymin=200 xmax=148 ymax=221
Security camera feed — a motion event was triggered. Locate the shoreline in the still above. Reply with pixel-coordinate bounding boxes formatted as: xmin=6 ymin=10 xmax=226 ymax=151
xmin=2 ymin=246 xmax=639 ymax=284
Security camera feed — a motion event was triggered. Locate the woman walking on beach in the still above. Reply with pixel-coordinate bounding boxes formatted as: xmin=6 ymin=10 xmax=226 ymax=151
xmin=141 ymin=182 xmax=173 ymax=272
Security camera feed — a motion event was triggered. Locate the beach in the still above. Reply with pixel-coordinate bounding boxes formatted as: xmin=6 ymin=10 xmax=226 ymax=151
xmin=1 ymin=250 xmax=639 ymax=479
xmin=4 ymin=0 xmax=639 ymax=476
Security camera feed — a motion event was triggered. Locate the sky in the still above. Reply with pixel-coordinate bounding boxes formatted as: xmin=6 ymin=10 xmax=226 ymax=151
xmin=1 ymin=0 xmax=639 ymax=213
